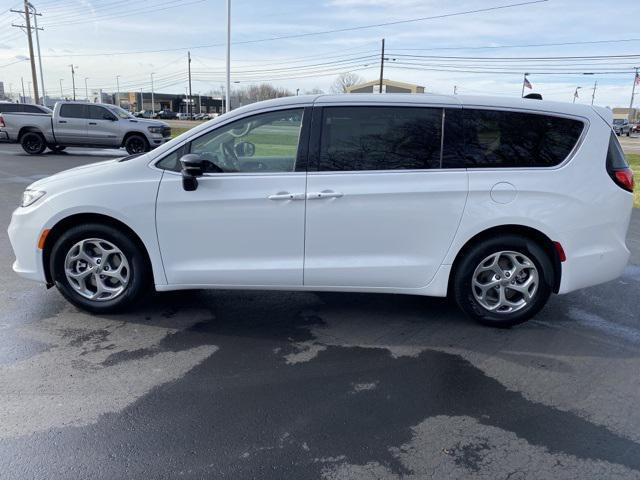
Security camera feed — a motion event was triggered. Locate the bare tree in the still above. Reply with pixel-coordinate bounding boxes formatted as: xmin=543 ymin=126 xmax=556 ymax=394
xmin=235 ymin=83 xmax=293 ymax=106
xmin=305 ymin=87 xmax=325 ymax=94
xmin=330 ymin=72 xmax=364 ymax=93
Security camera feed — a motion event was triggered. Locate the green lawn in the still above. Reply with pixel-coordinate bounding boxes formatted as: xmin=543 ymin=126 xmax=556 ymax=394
xmin=171 ymin=127 xmax=192 ymax=138
xmin=627 ymin=153 xmax=639 ymax=208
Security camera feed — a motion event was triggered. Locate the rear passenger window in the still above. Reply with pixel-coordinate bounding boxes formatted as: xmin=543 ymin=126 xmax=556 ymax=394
xmin=319 ymin=106 xmax=442 ymax=171
xmin=446 ymin=109 xmax=584 ymax=168
xmin=59 ymin=104 xmax=87 ymax=119
xmin=23 ymin=105 xmax=44 ymax=113
xmin=0 ymin=104 xmax=20 ymax=113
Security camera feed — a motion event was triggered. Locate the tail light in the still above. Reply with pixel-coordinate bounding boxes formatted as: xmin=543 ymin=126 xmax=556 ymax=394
xmin=606 ymin=132 xmax=635 ymax=193
xmin=0 ymin=115 xmax=4 ymax=128
xmin=612 ymin=168 xmax=635 ymax=193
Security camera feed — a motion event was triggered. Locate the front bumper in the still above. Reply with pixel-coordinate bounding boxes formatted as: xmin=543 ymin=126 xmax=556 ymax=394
xmin=7 ymin=207 xmax=47 ymax=283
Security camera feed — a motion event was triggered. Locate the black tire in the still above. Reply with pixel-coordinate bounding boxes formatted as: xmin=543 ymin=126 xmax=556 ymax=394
xmin=21 ymin=131 xmax=46 ymax=155
xmin=626 ymin=130 xmax=630 ymax=137
xmin=124 ymin=134 xmax=149 ymax=155
xmin=49 ymin=223 xmax=150 ymax=313
xmin=452 ymin=234 xmax=553 ymax=328
xmin=48 ymin=145 xmax=66 ymax=152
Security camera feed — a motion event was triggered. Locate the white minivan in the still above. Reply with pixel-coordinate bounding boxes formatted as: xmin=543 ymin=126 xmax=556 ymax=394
xmin=8 ymin=94 xmax=635 ymax=327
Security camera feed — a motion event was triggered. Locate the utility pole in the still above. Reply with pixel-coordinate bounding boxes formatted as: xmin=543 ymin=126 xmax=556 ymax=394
xmin=225 ymin=0 xmax=231 ymax=113
xmin=187 ymin=51 xmax=192 ymax=118
xmin=198 ymin=92 xmax=201 ymax=114
xmin=150 ymin=73 xmax=155 ymax=115
xmin=59 ymin=79 xmax=63 ymax=98
xmin=116 ymin=75 xmax=120 ymax=107
xmin=629 ymin=67 xmax=639 ymax=123
xmin=27 ymin=81 xmax=32 ymax=103
xmin=11 ymin=1 xmax=40 ymax=105
xmin=379 ymin=38 xmax=385 ymax=94
xmin=453 ymin=85 xmax=457 ymax=95
xmin=28 ymin=2 xmax=45 ymax=105
xmin=84 ymin=77 xmax=89 ymax=100
xmin=140 ymin=88 xmax=144 ymax=112
xmin=69 ymin=64 xmax=77 ymax=100
xmin=21 ymin=77 xmax=26 ymax=103
xmin=591 ymin=80 xmax=597 ymax=105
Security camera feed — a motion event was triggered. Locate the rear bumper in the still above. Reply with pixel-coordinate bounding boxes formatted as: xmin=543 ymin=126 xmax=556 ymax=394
xmin=557 ymin=208 xmax=632 ymax=294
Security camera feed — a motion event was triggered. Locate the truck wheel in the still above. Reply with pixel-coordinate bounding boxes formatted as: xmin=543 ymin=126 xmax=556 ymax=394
xmin=21 ymin=132 xmax=46 ymax=155
xmin=124 ymin=135 xmax=149 ymax=155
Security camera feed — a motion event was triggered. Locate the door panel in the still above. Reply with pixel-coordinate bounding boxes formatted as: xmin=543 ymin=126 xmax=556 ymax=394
xmin=55 ymin=104 xmax=87 ymax=144
xmin=156 ymin=173 xmax=307 ymax=286
xmin=87 ymin=105 xmax=121 ymax=146
xmin=304 ymin=171 xmax=468 ymax=289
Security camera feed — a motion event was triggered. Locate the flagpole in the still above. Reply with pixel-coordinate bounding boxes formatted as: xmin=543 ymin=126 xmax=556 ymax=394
xmin=629 ymin=67 xmax=638 ymax=123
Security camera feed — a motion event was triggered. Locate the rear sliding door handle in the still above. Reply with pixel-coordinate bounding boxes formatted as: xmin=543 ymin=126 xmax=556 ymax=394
xmin=307 ymin=190 xmax=344 ymax=200
xmin=268 ymin=192 xmax=305 ymax=201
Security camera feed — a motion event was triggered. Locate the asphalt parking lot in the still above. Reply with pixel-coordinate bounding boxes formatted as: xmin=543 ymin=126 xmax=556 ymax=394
xmin=1 ymin=143 xmax=640 ymax=479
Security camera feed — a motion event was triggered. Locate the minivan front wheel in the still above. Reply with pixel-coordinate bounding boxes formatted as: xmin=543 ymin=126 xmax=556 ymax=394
xmin=50 ymin=223 xmax=150 ymax=313
xmin=453 ymin=235 xmax=552 ymax=327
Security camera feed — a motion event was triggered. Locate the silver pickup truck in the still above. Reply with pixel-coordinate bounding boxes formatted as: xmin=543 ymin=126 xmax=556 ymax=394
xmin=0 ymin=101 xmax=171 ymax=155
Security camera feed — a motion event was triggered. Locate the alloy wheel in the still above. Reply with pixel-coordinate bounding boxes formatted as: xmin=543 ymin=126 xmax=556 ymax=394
xmin=64 ymin=238 xmax=130 ymax=301
xmin=471 ymin=250 xmax=539 ymax=314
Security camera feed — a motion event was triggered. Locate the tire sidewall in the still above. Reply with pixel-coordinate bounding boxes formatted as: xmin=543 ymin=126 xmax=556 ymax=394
xmin=124 ymin=135 xmax=149 ymax=155
xmin=454 ymin=235 xmax=552 ymax=327
xmin=50 ymin=224 xmax=149 ymax=313
xmin=21 ymin=132 xmax=46 ymax=155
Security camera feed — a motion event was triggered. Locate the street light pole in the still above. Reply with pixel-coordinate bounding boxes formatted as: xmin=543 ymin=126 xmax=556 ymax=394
xmin=591 ymin=80 xmax=597 ymax=105
xmin=59 ymin=78 xmax=63 ymax=98
xmin=150 ymin=72 xmax=155 ymax=116
xmin=116 ymin=75 xmax=120 ymax=107
xmin=225 ymin=0 xmax=231 ymax=113
xmin=84 ymin=77 xmax=89 ymax=101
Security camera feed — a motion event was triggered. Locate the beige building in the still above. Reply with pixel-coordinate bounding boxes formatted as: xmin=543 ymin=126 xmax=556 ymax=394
xmin=612 ymin=107 xmax=639 ymax=122
xmin=346 ymin=79 xmax=425 ymax=94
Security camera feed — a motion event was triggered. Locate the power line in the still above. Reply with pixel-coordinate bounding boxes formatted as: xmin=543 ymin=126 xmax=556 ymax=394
xmin=390 ymin=37 xmax=640 ymax=52
xmin=39 ymin=0 xmax=548 ymax=57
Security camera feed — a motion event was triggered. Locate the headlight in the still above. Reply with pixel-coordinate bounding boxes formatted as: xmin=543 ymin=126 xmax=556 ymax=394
xmin=148 ymin=126 xmax=163 ymax=134
xmin=21 ymin=189 xmax=46 ymax=207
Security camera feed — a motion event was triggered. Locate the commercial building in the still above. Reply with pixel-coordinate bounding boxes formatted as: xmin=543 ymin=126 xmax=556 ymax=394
xmin=346 ymin=79 xmax=425 ymax=94
xmin=613 ymin=107 xmax=639 ymax=122
xmin=114 ymin=92 xmax=224 ymax=114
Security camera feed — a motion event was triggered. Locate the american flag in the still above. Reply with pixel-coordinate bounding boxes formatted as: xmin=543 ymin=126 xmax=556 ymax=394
xmin=524 ymin=77 xmax=533 ymax=89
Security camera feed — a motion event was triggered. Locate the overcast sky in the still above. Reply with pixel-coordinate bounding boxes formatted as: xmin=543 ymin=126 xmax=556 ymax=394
xmin=1 ymin=0 xmax=639 ymax=107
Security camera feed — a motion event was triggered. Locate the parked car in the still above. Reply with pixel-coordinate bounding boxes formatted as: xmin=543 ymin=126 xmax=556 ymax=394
xmin=613 ymin=118 xmax=631 ymax=136
xmin=194 ymin=113 xmax=208 ymax=120
xmin=134 ymin=110 xmax=154 ymax=119
xmin=207 ymin=112 xmax=219 ymax=120
xmin=633 ymin=123 xmax=640 ymax=133
xmin=0 ymin=102 xmax=52 ymax=115
xmin=7 ymin=94 xmax=634 ymax=327
xmin=155 ymin=110 xmax=178 ymax=120
xmin=0 ymin=101 xmax=171 ymax=154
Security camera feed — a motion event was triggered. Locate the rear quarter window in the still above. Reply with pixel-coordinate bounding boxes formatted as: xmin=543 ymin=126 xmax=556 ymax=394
xmin=444 ymin=109 xmax=584 ymax=168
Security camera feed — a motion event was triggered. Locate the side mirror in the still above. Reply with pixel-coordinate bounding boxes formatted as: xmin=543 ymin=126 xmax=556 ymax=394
xmin=235 ymin=141 xmax=255 ymax=157
xmin=180 ymin=153 xmax=223 ymax=191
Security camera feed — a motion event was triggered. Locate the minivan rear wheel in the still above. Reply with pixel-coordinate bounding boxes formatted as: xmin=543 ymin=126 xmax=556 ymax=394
xmin=453 ymin=235 xmax=552 ymax=327
xmin=50 ymin=223 xmax=150 ymax=313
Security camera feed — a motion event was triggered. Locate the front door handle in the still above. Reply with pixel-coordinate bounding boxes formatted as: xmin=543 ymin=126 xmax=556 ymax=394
xmin=307 ymin=190 xmax=344 ymax=200
xmin=88 ymin=122 xmax=97 ymax=125
xmin=58 ymin=120 xmax=67 ymax=123
xmin=268 ymin=192 xmax=305 ymax=201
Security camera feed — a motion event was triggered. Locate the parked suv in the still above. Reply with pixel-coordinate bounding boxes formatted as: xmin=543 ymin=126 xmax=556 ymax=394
xmin=613 ymin=118 xmax=631 ymax=136
xmin=0 ymin=101 xmax=171 ymax=154
xmin=155 ymin=110 xmax=178 ymax=120
xmin=7 ymin=94 xmax=634 ymax=327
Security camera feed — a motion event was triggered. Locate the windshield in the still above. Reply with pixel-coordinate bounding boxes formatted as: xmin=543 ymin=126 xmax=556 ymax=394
xmin=613 ymin=119 xmax=624 ymax=124
xmin=107 ymin=105 xmax=134 ymax=119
